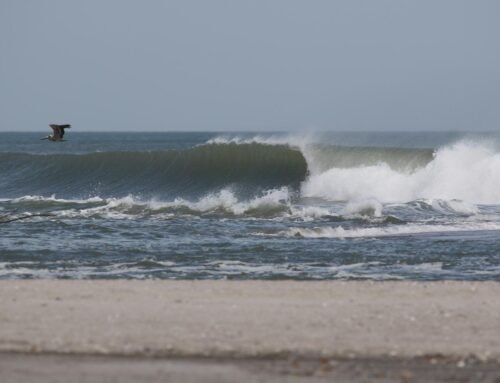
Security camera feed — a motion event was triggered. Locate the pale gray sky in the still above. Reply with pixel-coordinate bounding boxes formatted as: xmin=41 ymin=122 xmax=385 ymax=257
xmin=1 ymin=0 xmax=499 ymax=131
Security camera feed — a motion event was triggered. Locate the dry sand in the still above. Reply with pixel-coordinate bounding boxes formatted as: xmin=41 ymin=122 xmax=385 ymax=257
xmin=1 ymin=280 xmax=499 ymax=382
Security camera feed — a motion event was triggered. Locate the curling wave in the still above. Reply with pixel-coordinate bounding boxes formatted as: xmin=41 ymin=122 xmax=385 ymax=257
xmin=2 ymin=138 xmax=500 ymax=204
xmin=0 ymin=143 xmax=307 ymax=199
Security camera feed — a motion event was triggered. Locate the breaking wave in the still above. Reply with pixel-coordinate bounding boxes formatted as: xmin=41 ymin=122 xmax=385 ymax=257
xmin=301 ymin=140 xmax=500 ymax=204
xmin=2 ymin=137 xmax=500 ymax=204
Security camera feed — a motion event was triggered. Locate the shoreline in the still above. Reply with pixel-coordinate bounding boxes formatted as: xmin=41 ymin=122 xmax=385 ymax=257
xmin=2 ymin=352 xmax=500 ymax=383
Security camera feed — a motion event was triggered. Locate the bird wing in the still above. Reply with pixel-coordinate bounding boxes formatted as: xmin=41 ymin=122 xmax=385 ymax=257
xmin=60 ymin=124 xmax=71 ymax=138
xmin=49 ymin=124 xmax=71 ymax=140
xmin=49 ymin=124 xmax=62 ymax=140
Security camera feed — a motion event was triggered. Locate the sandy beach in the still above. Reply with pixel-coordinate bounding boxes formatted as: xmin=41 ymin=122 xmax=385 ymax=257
xmin=1 ymin=280 xmax=499 ymax=381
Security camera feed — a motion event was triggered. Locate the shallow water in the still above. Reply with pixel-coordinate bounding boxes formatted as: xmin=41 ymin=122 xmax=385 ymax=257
xmin=1 ymin=131 xmax=500 ymax=280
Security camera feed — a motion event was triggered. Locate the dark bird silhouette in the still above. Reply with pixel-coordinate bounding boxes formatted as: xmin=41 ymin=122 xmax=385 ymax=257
xmin=41 ymin=124 xmax=72 ymax=141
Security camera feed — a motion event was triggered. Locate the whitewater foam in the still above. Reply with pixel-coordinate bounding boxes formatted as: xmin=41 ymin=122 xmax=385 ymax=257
xmin=25 ymin=188 xmax=293 ymax=219
xmin=301 ymin=141 xmax=500 ymax=204
xmin=10 ymin=195 xmax=104 ymax=204
xmin=342 ymin=199 xmax=384 ymax=218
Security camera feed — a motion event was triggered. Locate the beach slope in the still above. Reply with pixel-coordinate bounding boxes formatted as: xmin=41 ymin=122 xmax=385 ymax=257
xmin=1 ymin=280 xmax=499 ymax=381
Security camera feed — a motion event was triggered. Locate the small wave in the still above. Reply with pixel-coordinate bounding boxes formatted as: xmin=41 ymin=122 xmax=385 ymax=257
xmin=154 ymin=187 xmax=292 ymax=217
xmin=409 ymin=199 xmax=478 ymax=216
xmin=9 ymin=188 xmax=293 ymax=219
xmin=268 ymin=221 xmax=500 ymax=239
xmin=1 ymin=193 xmax=478 ymax=223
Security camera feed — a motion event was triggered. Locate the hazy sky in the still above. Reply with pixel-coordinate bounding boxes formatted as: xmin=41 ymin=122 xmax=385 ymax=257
xmin=1 ymin=0 xmax=499 ymax=132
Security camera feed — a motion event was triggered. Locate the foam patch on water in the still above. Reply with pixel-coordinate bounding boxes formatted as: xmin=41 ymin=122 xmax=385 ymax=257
xmin=288 ymin=205 xmax=339 ymax=220
xmin=342 ymin=199 xmax=383 ymax=218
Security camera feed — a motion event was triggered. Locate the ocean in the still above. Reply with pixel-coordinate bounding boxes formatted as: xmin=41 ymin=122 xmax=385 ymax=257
xmin=1 ymin=131 xmax=500 ymax=280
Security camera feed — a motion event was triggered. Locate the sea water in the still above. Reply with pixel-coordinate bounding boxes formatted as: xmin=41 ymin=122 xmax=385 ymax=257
xmin=1 ymin=131 xmax=500 ymax=280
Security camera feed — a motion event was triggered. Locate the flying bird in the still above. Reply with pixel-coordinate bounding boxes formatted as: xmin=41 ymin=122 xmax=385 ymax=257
xmin=41 ymin=124 xmax=72 ymax=141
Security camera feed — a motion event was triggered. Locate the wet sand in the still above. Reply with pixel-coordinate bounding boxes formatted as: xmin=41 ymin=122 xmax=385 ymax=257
xmin=2 ymin=352 xmax=500 ymax=383
xmin=1 ymin=280 xmax=499 ymax=381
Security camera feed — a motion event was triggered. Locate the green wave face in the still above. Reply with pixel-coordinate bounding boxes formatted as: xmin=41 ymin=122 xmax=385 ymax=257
xmin=305 ymin=145 xmax=434 ymax=174
xmin=0 ymin=143 xmax=308 ymax=199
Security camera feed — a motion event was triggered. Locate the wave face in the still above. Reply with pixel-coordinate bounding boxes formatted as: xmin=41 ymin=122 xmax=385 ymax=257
xmin=302 ymin=145 xmax=434 ymax=173
xmin=0 ymin=143 xmax=307 ymax=199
